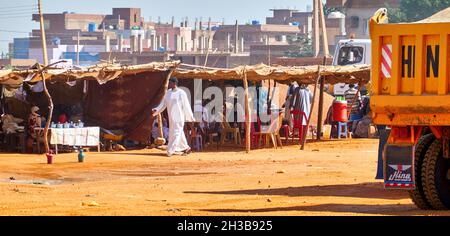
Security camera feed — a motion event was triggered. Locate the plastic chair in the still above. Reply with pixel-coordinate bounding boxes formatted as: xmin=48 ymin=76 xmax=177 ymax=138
xmin=245 ymin=117 xmax=262 ymax=148
xmin=219 ymin=112 xmax=241 ymax=145
xmin=255 ymin=113 xmax=283 ymax=149
xmin=291 ymin=110 xmax=308 ymax=144
xmin=191 ymin=135 xmax=203 ymax=151
xmin=337 ymin=122 xmax=348 ymax=139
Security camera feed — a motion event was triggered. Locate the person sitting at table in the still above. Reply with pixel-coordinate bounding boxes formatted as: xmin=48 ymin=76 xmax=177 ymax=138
xmin=58 ymin=112 xmax=68 ymax=124
xmin=26 ymin=106 xmax=42 ymax=152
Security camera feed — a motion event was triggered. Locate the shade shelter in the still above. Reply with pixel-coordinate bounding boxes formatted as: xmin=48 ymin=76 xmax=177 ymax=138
xmin=0 ymin=61 xmax=370 ymax=153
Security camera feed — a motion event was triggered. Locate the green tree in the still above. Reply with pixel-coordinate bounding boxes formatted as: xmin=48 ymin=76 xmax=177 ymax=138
xmin=285 ymin=35 xmax=314 ymax=58
xmin=388 ymin=0 xmax=450 ymax=23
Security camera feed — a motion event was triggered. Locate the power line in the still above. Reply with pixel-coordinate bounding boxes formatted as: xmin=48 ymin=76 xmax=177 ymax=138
xmin=0 ymin=4 xmax=38 ymax=10
xmin=0 ymin=15 xmax=34 ymax=19
xmin=0 ymin=29 xmax=30 ymax=34
xmin=0 ymin=7 xmax=38 ymax=13
xmin=0 ymin=11 xmax=37 ymax=17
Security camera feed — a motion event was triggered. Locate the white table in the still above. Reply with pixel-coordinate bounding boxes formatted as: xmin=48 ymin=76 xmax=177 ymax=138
xmin=35 ymin=127 xmax=100 ymax=154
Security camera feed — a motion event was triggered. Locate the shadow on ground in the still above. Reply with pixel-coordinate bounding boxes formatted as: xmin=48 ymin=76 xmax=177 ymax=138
xmin=185 ymin=182 xmax=407 ymax=200
xmin=199 ymin=203 xmax=430 ymax=215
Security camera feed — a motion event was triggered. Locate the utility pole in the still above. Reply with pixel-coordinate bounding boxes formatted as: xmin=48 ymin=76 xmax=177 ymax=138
xmin=38 ymin=0 xmax=52 ymax=155
xmin=76 ymin=31 xmax=80 ymax=65
xmin=234 ymin=20 xmax=239 ymax=54
xmin=38 ymin=0 xmax=48 ymax=65
xmin=318 ymin=0 xmax=329 ymax=57
xmin=313 ymin=0 xmax=320 ymax=57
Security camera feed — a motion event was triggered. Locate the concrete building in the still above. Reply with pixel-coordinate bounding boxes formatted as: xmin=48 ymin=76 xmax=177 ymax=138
xmin=0 ymin=59 xmax=37 ymax=69
xmin=265 ymin=8 xmax=342 ymax=53
xmin=213 ymin=24 xmax=301 ymax=53
xmin=266 ymin=9 xmax=313 ymax=35
xmin=326 ymin=0 xmax=400 ymax=39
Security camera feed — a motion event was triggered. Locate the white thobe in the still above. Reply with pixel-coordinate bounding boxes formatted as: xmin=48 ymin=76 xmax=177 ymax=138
xmin=153 ymin=88 xmax=195 ymax=155
xmin=292 ymin=88 xmax=312 ymax=125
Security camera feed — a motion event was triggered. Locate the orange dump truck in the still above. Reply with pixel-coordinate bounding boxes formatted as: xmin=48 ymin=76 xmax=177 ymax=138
xmin=370 ymin=8 xmax=450 ymax=210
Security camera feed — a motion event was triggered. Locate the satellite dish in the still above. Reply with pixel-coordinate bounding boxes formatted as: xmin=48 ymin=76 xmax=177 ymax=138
xmin=51 ymin=37 xmax=61 ymax=45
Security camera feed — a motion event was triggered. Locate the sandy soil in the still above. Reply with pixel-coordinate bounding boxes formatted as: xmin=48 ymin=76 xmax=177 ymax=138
xmin=0 ymin=139 xmax=448 ymax=216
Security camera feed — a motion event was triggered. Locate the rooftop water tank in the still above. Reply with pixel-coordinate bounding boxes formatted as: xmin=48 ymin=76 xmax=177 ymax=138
xmin=51 ymin=37 xmax=61 ymax=45
xmin=251 ymin=20 xmax=260 ymax=26
xmin=88 ymin=23 xmax=96 ymax=32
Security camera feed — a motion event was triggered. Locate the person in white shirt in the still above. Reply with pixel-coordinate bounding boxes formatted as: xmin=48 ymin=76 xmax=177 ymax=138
xmin=152 ymin=77 xmax=195 ymax=157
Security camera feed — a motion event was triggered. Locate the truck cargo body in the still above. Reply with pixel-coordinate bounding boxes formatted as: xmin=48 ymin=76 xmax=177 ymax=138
xmin=370 ymin=16 xmax=450 ymax=210
xmin=370 ymin=22 xmax=450 ymax=127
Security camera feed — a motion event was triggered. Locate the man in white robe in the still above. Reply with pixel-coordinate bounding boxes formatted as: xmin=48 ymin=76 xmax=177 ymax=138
xmin=152 ymin=77 xmax=195 ymax=157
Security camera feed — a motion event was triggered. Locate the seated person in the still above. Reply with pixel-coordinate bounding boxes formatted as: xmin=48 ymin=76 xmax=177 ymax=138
xmin=58 ymin=112 xmax=68 ymax=124
xmin=27 ymin=106 xmax=43 ymax=152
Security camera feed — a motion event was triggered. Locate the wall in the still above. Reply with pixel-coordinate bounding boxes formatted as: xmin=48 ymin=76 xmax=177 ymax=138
xmin=13 ymin=38 xmax=30 ymax=59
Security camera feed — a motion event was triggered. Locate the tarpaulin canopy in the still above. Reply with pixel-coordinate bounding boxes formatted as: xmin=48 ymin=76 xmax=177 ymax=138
xmin=0 ymin=60 xmax=371 ymax=150
xmin=0 ymin=61 xmax=370 ymax=87
xmin=174 ymin=63 xmax=371 ymax=85
xmin=0 ymin=61 xmax=179 ymax=88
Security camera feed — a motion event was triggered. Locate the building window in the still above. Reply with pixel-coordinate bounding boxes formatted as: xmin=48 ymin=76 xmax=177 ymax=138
xmin=337 ymin=46 xmax=364 ymax=66
xmin=134 ymin=14 xmax=137 ymax=23
xmin=363 ymin=18 xmax=369 ymax=36
xmin=349 ymin=16 xmax=359 ymax=28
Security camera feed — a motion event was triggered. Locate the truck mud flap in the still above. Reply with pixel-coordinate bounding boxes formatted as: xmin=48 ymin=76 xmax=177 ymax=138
xmin=383 ymin=144 xmax=415 ymax=190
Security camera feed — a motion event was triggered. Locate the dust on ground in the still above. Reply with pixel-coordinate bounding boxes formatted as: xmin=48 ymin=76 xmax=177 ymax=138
xmin=0 ymin=139 xmax=447 ymax=216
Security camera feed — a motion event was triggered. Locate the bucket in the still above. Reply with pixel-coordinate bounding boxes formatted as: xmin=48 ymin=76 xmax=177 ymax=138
xmin=78 ymin=149 xmax=85 ymax=163
xmin=46 ymin=153 xmax=53 ymax=164
xmin=332 ymin=99 xmax=348 ymax=122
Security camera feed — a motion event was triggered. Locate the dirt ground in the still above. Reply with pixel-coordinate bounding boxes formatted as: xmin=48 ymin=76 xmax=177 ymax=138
xmin=0 ymin=139 xmax=449 ymax=216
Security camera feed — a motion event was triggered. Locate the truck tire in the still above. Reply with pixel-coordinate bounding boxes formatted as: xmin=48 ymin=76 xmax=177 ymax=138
xmin=422 ymin=139 xmax=450 ymax=210
xmin=408 ymin=134 xmax=434 ymax=209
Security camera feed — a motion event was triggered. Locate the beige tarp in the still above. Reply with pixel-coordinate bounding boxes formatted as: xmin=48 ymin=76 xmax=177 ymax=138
xmin=175 ymin=63 xmax=370 ymax=85
xmin=0 ymin=61 xmax=179 ymax=88
xmin=0 ymin=61 xmax=370 ymax=86
xmin=416 ymin=6 xmax=450 ymax=23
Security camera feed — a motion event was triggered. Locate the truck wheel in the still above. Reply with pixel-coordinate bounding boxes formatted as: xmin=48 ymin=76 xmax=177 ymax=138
xmin=408 ymin=134 xmax=434 ymax=209
xmin=422 ymin=139 xmax=450 ymax=210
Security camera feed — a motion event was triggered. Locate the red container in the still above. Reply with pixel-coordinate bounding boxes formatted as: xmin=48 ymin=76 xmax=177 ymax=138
xmin=332 ymin=100 xmax=348 ymax=122
xmin=46 ymin=153 xmax=53 ymax=164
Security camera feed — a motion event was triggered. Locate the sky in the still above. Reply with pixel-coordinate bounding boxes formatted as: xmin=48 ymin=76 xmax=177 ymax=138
xmin=0 ymin=0 xmax=313 ymax=54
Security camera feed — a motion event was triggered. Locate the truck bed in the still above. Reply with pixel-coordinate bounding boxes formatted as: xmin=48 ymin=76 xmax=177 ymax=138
xmin=370 ymin=21 xmax=450 ymax=126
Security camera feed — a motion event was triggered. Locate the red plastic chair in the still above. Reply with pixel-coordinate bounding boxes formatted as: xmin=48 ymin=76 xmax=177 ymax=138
xmin=291 ymin=110 xmax=308 ymax=144
xmin=245 ymin=117 xmax=262 ymax=148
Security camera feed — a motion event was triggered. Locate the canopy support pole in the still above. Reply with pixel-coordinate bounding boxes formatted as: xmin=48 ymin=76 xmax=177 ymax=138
xmin=316 ymin=56 xmax=328 ymax=141
xmin=243 ymin=69 xmax=251 ymax=153
xmin=40 ymin=68 xmax=53 ymax=154
xmin=301 ymin=65 xmax=322 ymax=150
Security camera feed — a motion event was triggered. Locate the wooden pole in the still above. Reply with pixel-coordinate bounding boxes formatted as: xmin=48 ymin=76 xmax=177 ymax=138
xmin=38 ymin=0 xmax=51 ymax=154
xmin=301 ymin=66 xmax=322 ymax=150
xmin=316 ymin=56 xmax=327 ymax=141
xmin=313 ymin=0 xmax=320 ymax=57
xmin=243 ymin=69 xmax=251 ymax=153
xmin=37 ymin=60 xmax=67 ymax=154
xmin=76 ymin=31 xmax=80 ymax=65
xmin=157 ymin=114 xmax=164 ymax=138
xmin=318 ymin=0 xmax=330 ymax=57
xmin=40 ymin=69 xmax=52 ymax=154
xmin=38 ymin=0 xmax=48 ymax=66
xmin=235 ymin=20 xmax=239 ymax=53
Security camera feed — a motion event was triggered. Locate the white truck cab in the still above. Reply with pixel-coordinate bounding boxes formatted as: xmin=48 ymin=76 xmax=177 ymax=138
xmin=331 ymin=39 xmax=371 ymax=96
